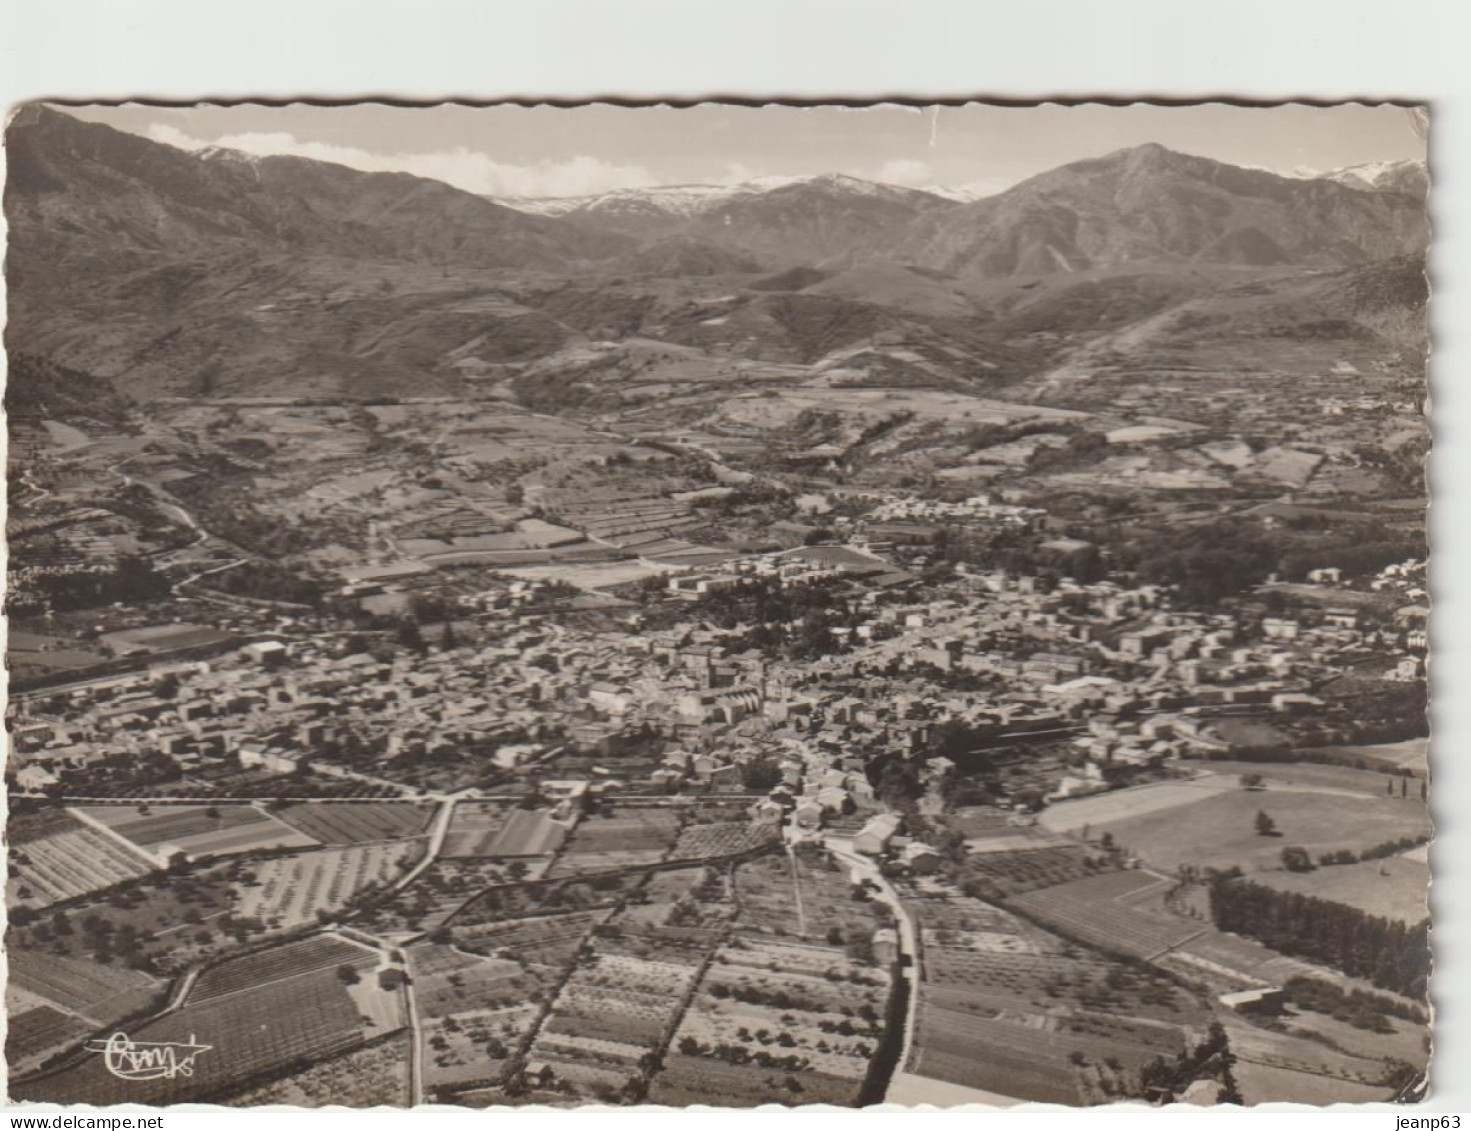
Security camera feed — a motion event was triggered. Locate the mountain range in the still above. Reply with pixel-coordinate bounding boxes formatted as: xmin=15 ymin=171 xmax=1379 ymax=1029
xmin=3 ymin=105 xmax=1430 ymax=404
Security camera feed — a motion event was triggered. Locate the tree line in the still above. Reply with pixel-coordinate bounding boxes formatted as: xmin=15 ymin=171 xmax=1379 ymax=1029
xmin=1208 ymin=876 xmax=1429 ymax=1000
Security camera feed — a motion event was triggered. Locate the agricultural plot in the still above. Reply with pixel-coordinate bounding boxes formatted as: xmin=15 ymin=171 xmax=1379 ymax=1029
xmin=269 ymin=801 xmax=434 ymax=844
xmin=6 ymin=1005 xmax=97 ymax=1070
xmin=958 ymin=843 xmax=1100 ymax=900
xmin=1038 ymin=776 xmax=1241 ymax=834
xmin=904 ymin=890 xmax=1203 ymax=1104
xmin=1070 ymin=788 xmax=1431 ymax=874
xmin=527 ymin=942 xmax=705 ymax=1099
xmin=547 ymin=807 xmax=682 ymax=876
xmin=651 ymin=935 xmax=889 ymax=1107
xmin=620 ymin=865 xmax=734 ymax=934
xmin=189 ymin=933 xmax=378 ymax=1004
xmin=74 ymin=803 xmax=318 ymax=860
xmin=13 ymin=968 xmax=387 ymax=1106
xmin=1007 ymin=870 xmax=1203 ymax=959
xmin=406 ymin=944 xmax=551 ymax=1093
xmin=232 ymin=1034 xmax=412 ymax=1107
xmin=730 ymin=851 xmax=802 ymax=933
xmin=7 ymin=946 xmax=165 ymax=1026
xmin=1250 ymin=856 xmax=1430 ymax=925
xmin=450 ymin=872 xmax=640 ymax=926
xmin=441 ymin=804 xmax=567 ymax=858
xmin=8 ymin=814 xmax=157 ymax=907
xmin=361 ymin=859 xmax=532 ymax=934
xmin=233 ymin=842 xmax=422 ymax=930
xmin=454 ymin=909 xmax=612 ymax=969
xmin=671 ymin=820 xmax=779 ymax=860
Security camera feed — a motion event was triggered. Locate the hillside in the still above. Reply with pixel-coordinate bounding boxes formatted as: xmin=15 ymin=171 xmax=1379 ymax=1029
xmin=889 ymin=144 xmax=1428 ymax=280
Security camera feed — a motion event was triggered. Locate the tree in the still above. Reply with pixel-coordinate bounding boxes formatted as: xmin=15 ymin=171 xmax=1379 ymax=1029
xmin=1255 ymin=810 xmax=1279 ymax=838
xmin=740 ymin=756 xmax=783 ymax=792
xmin=1239 ymin=773 xmax=1264 ymax=790
xmin=336 ymin=964 xmax=362 ymax=986
xmin=1280 ymin=846 xmax=1315 ymax=873
xmin=396 ymin=618 xmax=426 ymax=654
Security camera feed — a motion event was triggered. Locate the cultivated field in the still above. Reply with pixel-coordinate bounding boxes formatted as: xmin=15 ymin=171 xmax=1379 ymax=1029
xmin=671 ymin=820 xmax=779 ymax=859
xmin=651 ymin=934 xmax=888 ymax=1107
xmin=547 ymin=807 xmax=682 ymax=876
xmin=8 ymin=946 xmax=165 ymax=1026
xmin=14 ymin=967 xmax=390 ymax=1105
xmin=903 ymin=891 xmax=1202 ymax=1105
xmin=8 ymin=813 xmax=157 ymax=907
xmin=74 ymin=803 xmax=318 ymax=860
xmin=233 ymin=842 xmax=422 ymax=929
xmin=189 ymin=933 xmax=378 ymax=1004
xmin=270 ymin=801 xmax=435 ymax=844
xmin=233 ymin=1034 xmax=412 ymax=1106
xmin=441 ymin=803 xmax=569 ymax=858
xmin=1007 ymin=870 xmax=1202 ymax=959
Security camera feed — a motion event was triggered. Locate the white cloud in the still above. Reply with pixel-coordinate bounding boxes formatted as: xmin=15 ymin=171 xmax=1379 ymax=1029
xmin=144 ymin=123 xmax=657 ymax=199
xmin=874 ymin=158 xmax=933 ymax=186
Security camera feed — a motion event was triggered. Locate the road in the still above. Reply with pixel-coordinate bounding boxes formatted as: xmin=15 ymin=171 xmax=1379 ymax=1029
xmin=825 ymin=836 xmax=921 ymax=1099
xmin=391 ymin=795 xmax=460 ymax=894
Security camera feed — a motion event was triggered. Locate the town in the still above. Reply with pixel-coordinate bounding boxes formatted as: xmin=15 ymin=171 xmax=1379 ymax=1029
xmin=4 ymin=100 xmax=1431 ymax=1109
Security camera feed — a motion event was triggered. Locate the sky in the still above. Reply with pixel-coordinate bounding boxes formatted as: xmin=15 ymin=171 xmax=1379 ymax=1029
xmin=62 ymin=102 xmax=1428 ymax=200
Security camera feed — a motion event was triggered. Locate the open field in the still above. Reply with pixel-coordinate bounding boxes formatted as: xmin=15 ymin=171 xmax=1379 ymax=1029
xmin=1072 ymin=788 xmax=1431 ymax=874
xmin=1251 ymin=856 xmax=1430 ymax=925
xmin=5 ymin=947 xmax=165 ymax=1067
xmin=1188 ymin=760 xmax=1409 ymax=797
xmin=1302 ymin=738 xmax=1429 ymax=777
xmin=269 ymin=802 xmax=435 ymax=844
xmin=234 ymin=842 xmax=422 ymax=930
xmin=1037 ymin=776 xmax=1241 ymax=833
xmin=1007 ymin=870 xmax=1202 ymax=959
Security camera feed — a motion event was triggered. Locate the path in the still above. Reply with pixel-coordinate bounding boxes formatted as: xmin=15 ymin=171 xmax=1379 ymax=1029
xmin=785 ymin=845 xmax=808 ymax=936
xmin=825 ymin=837 xmax=921 ymax=1100
xmin=393 ymin=796 xmax=459 ymax=894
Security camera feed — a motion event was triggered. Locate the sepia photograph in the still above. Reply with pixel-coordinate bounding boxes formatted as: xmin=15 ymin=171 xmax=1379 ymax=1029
xmin=2 ymin=99 xmax=1431 ymax=1108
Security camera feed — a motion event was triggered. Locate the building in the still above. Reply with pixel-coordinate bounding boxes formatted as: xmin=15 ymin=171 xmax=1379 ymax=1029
xmin=853 ymin=813 xmax=902 ymax=856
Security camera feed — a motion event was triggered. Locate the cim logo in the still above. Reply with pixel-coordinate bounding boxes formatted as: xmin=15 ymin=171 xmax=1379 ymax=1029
xmin=83 ymin=1032 xmax=213 ymax=1081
